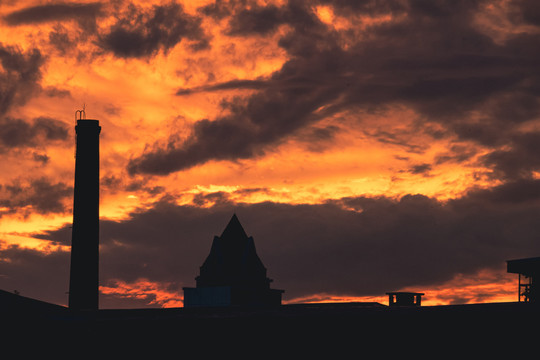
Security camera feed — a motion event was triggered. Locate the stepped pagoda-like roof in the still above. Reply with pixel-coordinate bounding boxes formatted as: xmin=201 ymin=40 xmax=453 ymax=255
xmin=196 ymin=214 xmax=271 ymax=289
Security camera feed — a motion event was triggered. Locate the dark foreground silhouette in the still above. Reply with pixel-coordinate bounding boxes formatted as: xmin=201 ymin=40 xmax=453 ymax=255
xmin=2 ymin=288 xmax=539 ymax=357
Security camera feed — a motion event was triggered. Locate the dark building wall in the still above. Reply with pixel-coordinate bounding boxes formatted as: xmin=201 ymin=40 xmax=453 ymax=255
xmin=69 ymin=119 xmax=101 ymax=310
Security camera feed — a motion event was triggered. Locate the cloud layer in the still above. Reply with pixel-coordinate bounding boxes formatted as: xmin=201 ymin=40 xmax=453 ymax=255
xmin=11 ymin=177 xmax=535 ymax=307
xmin=0 ymin=43 xmax=44 ymax=116
xmin=3 ymin=2 xmax=103 ymax=25
xmin=0 ymin=177 xmax=72 ymax=217
xmin=126 ymin=0 xmax=540 ymax=179
xmin=0 ymin=117 xmax=68 ymax=153
xmin=98 ymin=2 xmax=207 ymax=58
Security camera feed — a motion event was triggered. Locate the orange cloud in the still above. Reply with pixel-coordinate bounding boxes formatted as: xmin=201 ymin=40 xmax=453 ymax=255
xmin=285 ymin=268 xmax=517 ymax=307
xmin=405 ymin=269 xmax=518 ymax=306
xmin=100 ymin=278 xmax=183 ymax=308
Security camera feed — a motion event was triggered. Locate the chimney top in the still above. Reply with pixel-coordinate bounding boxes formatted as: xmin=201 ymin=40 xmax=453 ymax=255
xmin=76 ymin=119 xmax=100 ymax=126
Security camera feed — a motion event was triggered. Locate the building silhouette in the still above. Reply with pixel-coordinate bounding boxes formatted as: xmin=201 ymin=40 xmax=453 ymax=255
xmin=183 ymin=214 xmax=284 ymax=307
xmin=507 ymin=257 xmax=540 ymax=303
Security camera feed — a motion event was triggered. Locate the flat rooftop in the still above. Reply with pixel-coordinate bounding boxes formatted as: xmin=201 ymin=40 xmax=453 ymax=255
xmin=507 ymin=256 xmax=540 ymax=276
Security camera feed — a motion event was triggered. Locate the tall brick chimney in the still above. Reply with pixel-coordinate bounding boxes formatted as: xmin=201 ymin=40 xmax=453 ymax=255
xmin=68 ymin=119 xmax=101 ymax=310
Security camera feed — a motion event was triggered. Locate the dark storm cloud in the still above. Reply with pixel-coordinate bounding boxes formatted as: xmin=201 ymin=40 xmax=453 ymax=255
xmin=464 ymin=178 xmax=540 ymax=204
xmin=408 ymin=163 xmax=432 ymax=175
xmin=227 ymin=3 xmax=287 ymax=35
xmin=100 ymin=172 xmax=165 ymax=197
xmin=129 ymin=0 xmax=540 ymax=176
xmin=295 ymin=125 xmax=341 ymax=152
xmin=175 ymin=79 xmax=268 ymax=95
xmin=43 ymin=86 xmax=71 ymax=99
xmin=48 ymin=24 xmax=76 ymax=55
xmin=33 ymin=1 xmax=207 ymax=58
xmin=480 ymin=131 xmax=540 ymax=180
xmin=0 ymin=44 xmax=65 ymax=161
xmin=25 ymin=180 xmax=540 ymax=307
xmin=32 ymin=152 xmax=50 ymax=164
xmin=3 ymin=2 xmax=103 ymax=26
xmin=191 ymin=191 xmax=231 ymax=207
xmin=0 ymin=43 xmax=44 ymax=116
xmin=0 ymin=177 xmax=72 ymax=217
xmin=198 ymin=0 xmax=233 ymax=19
xmin=0 ymin=244 xmax=70 ymax=305
xmin=0 ymin=117 xmax=69 ymax=152
xmin=434 ymin=144 xmax=477 ymax=165
xmin=98 ymin=2 xmax=207 ymax=58
xmin=128 ymin=1 xmax=335 ymax=175
xmin=508 ymin=0 xmax=540 ymax=26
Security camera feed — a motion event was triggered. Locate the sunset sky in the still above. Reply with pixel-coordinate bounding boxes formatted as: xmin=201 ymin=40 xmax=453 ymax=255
xmin=1 ymin=0 xmax=540 ymax=308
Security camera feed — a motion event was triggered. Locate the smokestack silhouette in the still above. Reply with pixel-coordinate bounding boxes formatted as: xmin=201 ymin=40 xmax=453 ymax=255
xmin=69 ymin=119 xmax=101 ymax=310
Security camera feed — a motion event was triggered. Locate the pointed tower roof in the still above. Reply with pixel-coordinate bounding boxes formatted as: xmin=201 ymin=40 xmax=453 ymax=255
xmin=220 ymin=213 xmax=248 ymax=241
xmin=197 ymin=214 xmax=269 ymax=288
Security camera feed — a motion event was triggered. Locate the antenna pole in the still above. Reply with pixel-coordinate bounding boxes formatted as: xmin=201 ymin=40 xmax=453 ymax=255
xmin=75 ymin=105 xmax=86 ymax=121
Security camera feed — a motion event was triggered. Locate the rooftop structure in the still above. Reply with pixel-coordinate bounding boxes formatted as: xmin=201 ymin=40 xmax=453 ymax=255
xmin=386 ymin=292 xmax=424 ymax=306
xmin=507 ymin=256 xmax=540 ymax=302
xmin=183 ymin=214 xmax=284 ymax=307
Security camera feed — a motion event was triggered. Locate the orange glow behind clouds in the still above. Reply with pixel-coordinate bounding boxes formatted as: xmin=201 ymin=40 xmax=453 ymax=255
xmin=0 ymin=0 xmax=528 ymax=308
xmin=99 ymin=269 xmax=518 ymax=309
xmin=100 ymin=279 xmax=183 ymax=308
xmin=287 ymin=268 xmax=518 ymax=306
